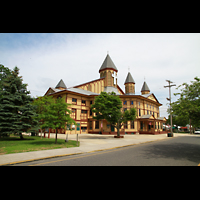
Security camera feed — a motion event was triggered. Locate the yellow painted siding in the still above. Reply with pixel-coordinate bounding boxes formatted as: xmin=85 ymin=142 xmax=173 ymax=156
xmin=76 ymin=79 xmax=105 ymax=94
xmin=147 ymin=94 xmax=157 ymax=102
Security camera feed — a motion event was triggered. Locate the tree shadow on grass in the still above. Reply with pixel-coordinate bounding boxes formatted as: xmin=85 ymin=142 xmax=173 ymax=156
xmin=29 ymin=140 xmax=78 ymax=147
xmin=0 ymin=137 xmax=34 ymax=141
xmin=29 ymin=140 xmax=64 ymax=145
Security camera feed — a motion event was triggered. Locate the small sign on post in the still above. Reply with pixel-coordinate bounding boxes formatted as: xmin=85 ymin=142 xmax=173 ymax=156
xmin=77 ymin=133 xmax=79 ymax=146
xmin=65 ymin=133 xmax=68 ymax=142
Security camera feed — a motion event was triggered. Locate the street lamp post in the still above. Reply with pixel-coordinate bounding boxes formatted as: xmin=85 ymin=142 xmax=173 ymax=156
xmin=164 ymin=80 xmax=176 ymax=137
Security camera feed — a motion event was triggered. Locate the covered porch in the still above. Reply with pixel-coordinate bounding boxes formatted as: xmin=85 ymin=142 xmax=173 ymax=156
xmin=138 ymin=115 xmax=167 ymax=135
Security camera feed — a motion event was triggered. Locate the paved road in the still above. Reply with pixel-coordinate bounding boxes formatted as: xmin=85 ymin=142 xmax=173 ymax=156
xmin=13 ymin=136 xmax=200 ymax=166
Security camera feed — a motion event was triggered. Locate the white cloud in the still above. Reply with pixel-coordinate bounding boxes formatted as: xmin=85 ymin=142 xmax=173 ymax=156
xmin=1 ymin=33 xmax=200 ymax=118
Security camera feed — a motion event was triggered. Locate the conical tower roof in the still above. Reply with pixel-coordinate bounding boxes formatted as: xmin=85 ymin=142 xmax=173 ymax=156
xmin=55 ymin=79 xmax=67 ymax=89
xmin=124 ymin=72 xmax=135 ymax=84
xmin=99 ymin=54 xmax=118 ymax=73
xmin=141 ymin=81 xmax=150 ymax=92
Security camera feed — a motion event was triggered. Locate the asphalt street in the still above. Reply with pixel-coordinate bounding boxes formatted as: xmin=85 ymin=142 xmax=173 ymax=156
xmin=13 ymin=136 xmax=200 ymax=166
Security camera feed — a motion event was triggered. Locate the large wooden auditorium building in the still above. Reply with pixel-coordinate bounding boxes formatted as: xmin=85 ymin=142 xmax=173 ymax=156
xmin=44 ymin=54 xmax=166 ymax=135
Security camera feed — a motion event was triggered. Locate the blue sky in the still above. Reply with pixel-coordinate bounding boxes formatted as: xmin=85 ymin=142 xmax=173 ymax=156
xmin=1 ymin=33 xmax=200 ymax=118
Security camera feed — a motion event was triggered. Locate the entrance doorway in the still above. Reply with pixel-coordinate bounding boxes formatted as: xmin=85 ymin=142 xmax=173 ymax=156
xmin=111 ymin=125 xmax=115 ymax=132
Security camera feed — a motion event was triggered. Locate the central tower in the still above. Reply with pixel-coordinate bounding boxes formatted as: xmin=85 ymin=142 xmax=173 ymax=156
xmin=99 ymin=54 xmax=118 ymax=88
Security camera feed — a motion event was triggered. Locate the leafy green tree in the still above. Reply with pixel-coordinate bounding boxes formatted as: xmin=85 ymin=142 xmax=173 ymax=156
xmin=166 ymin=114 xmax=188 ymax=127
xmin=91 ymin=92 xmax=137 ymax=137
xmin=171 ymin=77 xmax=200 ymax=131
xmin=0 ymin=64 xmax=11 ymax=92
xmin=44 ymin=97 xmax=76 ymax=144
xmin=32 ymin=95 xmax=54 ymax=138
xmin=0 ymin=65 xmax=38 ymax=139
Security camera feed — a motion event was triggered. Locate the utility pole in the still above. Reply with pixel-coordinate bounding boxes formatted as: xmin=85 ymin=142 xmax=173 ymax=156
xmin=164 ymin=80 xmax=176 ymax=137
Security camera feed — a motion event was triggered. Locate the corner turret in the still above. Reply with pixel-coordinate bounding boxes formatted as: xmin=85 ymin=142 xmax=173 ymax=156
xmin=124 ymin=72 xmax=135 ymax=94
xmin=55 ymin=79 xmax=67 ymax=90
xmin=141 ymin=81 xmax=150 ymax=95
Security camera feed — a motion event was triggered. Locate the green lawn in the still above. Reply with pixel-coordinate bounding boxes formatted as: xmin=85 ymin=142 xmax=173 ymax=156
xmin=0 ymin=135 xmax=79 ymax=155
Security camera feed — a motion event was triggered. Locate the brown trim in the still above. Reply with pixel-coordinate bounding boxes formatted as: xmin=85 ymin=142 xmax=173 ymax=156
xmin=117 ymin=85 xmax=125 ymax=95
xmin=124 ymin=82 xmax=135 ymax=85
xmin=66 ymin=94 xmax=68 ymax=103
xmin=72 ymin=98 xmax=77 ymax=105
xmin=125 ymin=131 xmax=137 ymax=134
xmin=44 ymin=87 xmax=57 ymax=96
xmin=119 ymin=94 xmax=162 ymax=106
xmin=139 ymin=131 xmax=167 ymax=135
xmin=71 ymin=108 xmax=76 ymax=120
xmin=88 ymin=131 xmax=125 ymax=135
xmin=99 ymin=68 xmax=118 ymax=73
xmin=80 ymin=119 xmax=88 ymax=122
xmin=81 ymin=99 xmax=86 ymax=106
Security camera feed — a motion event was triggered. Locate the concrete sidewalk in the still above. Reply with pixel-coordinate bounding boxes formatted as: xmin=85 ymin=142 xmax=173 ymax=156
xmin=0 ymin=133 xmax=193 ymax=166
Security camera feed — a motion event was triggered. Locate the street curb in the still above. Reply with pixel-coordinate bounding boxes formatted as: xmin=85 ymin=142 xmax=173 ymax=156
xmin=0 ymin=152 xmax=84 ymax=166
xmin=0 ymin=137 xmax=170 ymax=166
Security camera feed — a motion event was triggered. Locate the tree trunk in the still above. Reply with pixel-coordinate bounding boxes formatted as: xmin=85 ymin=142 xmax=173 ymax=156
xmin=40 ymin=129 xmax=43 ymax=139
xmin=190 ymin=118 xmax=192 ymax=134
xmin=55 ymin=128 xmax=58 ymax=144
xmin=117 ymin=122 xmax=120 ymax=137
xmin=117 ymin=127 xmax=120 ymax=137
xmin=20 ymin=133 xmax=24 ymax=140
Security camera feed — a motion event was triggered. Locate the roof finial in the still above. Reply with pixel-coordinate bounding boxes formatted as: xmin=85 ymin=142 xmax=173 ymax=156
xmin=128 ymin=67 xmax=130 ymax=72
xmin=107 ymin=50 xmax=109 ymax=55
xmin=144 ymin=76 xmax=146 ymax=81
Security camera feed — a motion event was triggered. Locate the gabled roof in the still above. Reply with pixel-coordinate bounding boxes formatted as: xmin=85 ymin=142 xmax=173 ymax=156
xmin=45 ymin=86 xmax=99 ymax=97
xmin=157 ymin=117 xmax=167 ymax=121
xmin=55 ymin=79 xmax=67 ymax=89
xmin=99 ymin=54 xmax=118 ymax=72
xmin=141 ymin=81 xmax=150 ymax=92
xmin=124 ymin=72 xmax=135 ymax=84
xmin=141 ymin=93 xmax=160 ymax=104
xmin=44 ymin=87 xmax=62 ymax=96
xmin=140 ymin=114 xmax=155 ymax=119
xmin=139 ymin=114 xmax=166 ymax=122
